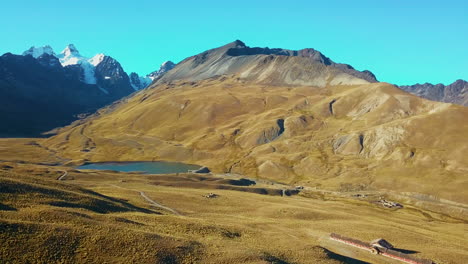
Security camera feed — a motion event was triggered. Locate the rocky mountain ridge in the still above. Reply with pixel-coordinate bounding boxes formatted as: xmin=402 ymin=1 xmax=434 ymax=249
xmin=157 ymin=40 xmax=377 ymax=86
xmin=0 ymin=45 xmax=174 ymax=136
xmin=399 ymin=79 xmax=467 ymax=106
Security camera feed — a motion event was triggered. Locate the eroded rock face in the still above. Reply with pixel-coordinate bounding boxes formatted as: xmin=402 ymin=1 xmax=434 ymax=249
xmin=363 ymin=126 xmax=405 ymax=158
xmin=236 ymin=119 xmax=285 ymax=148
xmin=257 ymin=119 xmax=284 ymax=144
xmin=333 ymin=134 xmax=363 ymax=155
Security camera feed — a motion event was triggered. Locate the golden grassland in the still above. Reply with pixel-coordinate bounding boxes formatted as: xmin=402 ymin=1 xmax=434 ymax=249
xmin=1 ymin=74 xmax=468 ymax=263
xmin=43 ymin=77 xmax=468 ymax=204
xmin=0 ymin=160 xmax=467 ymax=263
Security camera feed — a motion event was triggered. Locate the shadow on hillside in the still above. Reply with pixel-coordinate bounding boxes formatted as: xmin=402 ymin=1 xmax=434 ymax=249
xmin=76 ymin=187 xmax=159 ymax=214
xmin=393 ymin=248 xmax=419 ymax=254
xmin=0 ymin=203 xmax=16 ymax=211
xmin=0 ymin=179 xmax=159 ymax=214
xmin=323 ymin=248 xmax=371 ymax=264
xmin=261 ymin=253 xmax=291 ymax=264
xmin=48 ymin=200 xmax=160 ymax=215
xmin=147 ymin=174 xmax=300 ymax=196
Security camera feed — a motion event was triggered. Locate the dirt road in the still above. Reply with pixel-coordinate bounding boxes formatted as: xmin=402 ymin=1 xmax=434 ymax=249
xmin=109 ymin=184 xmax=181 ymax=216
xmin=57 ymin=170 xmax=68 ymax=180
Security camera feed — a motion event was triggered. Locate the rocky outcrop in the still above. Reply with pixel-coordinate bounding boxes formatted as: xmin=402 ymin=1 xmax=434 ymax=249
xmin=333 ymin=134 xmax=363 ymax=155
xmin=236 ymin=119 xmax=285 ymax=148
xmin=94 ymin=56 xmax=134 ymax=97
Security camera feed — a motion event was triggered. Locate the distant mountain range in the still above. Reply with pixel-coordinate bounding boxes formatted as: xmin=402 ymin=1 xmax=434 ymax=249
xmin=399 ymin=79 xmax=467 ymax=106
xmin=0 ymin=41 xmax=466 ymax=137
xmin=0 ymin=45 xmax=174 ymax=137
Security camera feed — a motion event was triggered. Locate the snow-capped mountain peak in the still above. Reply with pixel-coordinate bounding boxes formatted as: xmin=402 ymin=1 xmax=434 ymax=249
xmin=53 ymin=44 xmax=103 ymax=84
xmin=148 ymin=60 xmax=175 ymax=80
xmin=22 ymin=45 xmax=56 ymax=58
xmin=60 ymin=44 xmax=81 ymax=58
xmin=57 ymin=44 xmax=85 ymax=67
xmin=20 ymin=44 xmax=171 ymax=90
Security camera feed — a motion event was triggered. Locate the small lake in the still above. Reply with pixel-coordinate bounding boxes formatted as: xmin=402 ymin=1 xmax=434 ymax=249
xmin=77 ymin=161 xmax=201 ymax=174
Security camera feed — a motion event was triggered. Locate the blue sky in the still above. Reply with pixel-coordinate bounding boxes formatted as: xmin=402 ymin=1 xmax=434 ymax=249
xmin=1 ymin=0 xmax=466 ymax=85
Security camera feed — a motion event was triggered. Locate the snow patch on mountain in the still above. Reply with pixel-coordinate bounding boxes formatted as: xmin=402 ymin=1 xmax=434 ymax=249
xmin=89 ymin=53 xmax=105 ymax=66
xmin=60 ymin=44 xmax=80 ymax=58
xmin=148 ymin=61 xmax=176 ymax=80
xmin=80 ymin=62 xmax=98 ymax=84
xmin=21 ymin=44 xmax=110 ymax=85
xmin=129 ymin=61 xmax=175 ymax=90
xmin=21 ymin=44 xmax=174 ymax=90
xmin=23 ymin=45 xmax=55 ymax=58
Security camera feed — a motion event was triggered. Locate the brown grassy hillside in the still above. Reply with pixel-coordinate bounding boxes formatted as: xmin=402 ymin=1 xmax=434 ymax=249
xmin=43 ymin=75 xmax=468 ymax=204
xmin=1 ymin=163 xmax=467 ymax=263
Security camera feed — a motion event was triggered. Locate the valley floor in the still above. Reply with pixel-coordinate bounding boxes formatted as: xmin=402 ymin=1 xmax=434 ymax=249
xmin=1 ymin=158 xmax=467 ymax=264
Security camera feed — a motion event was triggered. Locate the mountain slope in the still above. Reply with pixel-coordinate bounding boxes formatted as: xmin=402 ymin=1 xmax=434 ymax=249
xmin=0 ymin=53 xmax=111 ymax=137
xmin=44 ymin=41 xmax=468 ymax=204
xmin=399 ymin=79 xmax=468 ymax=106
xmin=0 ymin=45 xmax=152 ymax=137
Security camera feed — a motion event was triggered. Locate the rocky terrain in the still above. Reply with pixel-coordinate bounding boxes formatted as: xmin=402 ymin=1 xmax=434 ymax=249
xmin=399 ymin=79 xmax=468 ymax=106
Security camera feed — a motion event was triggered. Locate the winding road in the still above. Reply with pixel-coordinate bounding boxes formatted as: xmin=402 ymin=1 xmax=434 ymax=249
xmin=109 ymin=184 xmax=181 ymax=216
xmin=57 ymin=170 xmax=68 ymax=181
xmin=139 ymin=191 xmax=181 ymax=215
